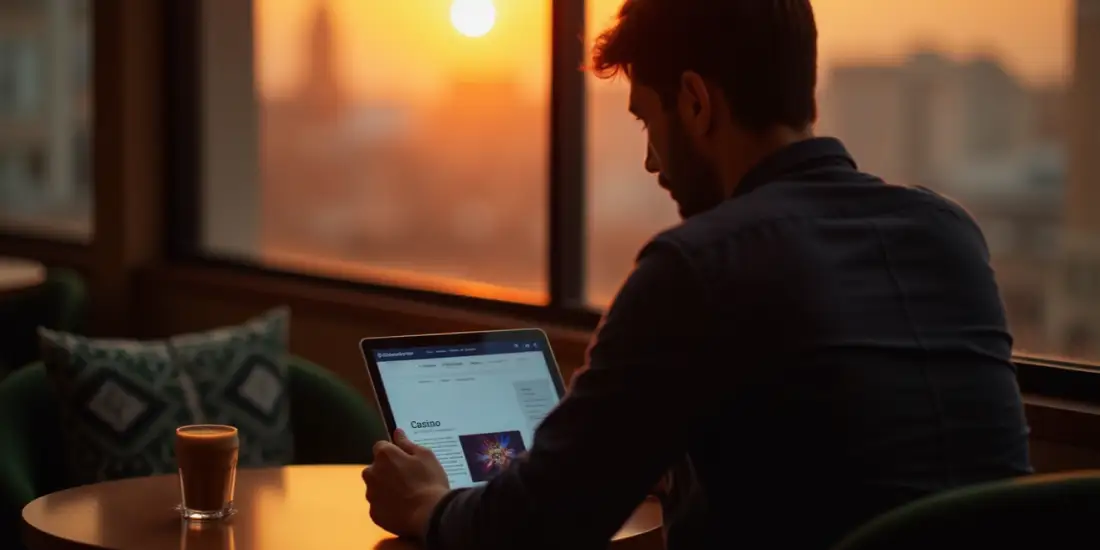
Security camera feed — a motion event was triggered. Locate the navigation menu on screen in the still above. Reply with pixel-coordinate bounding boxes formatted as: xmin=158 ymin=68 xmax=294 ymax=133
xmin=375 ymin=342 xmax=560 ymax=488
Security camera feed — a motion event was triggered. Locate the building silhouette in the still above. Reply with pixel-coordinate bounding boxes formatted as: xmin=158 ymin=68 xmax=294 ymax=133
xmin=818 ymin=52 xmax=1035 ymax=192
xmin=300 ymin=0 xmax=345 ymax=121
xmin=1048 ymin=0 xmax=1100 ymax=358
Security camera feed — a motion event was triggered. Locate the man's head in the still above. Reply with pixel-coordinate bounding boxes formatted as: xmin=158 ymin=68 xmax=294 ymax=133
xmin=592 ymin=0 xmax=819 ymax=218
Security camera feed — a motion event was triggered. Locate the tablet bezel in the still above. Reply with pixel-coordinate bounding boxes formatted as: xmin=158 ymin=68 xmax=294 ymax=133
xmin=359 ymin=328 xmax=568 ymax=438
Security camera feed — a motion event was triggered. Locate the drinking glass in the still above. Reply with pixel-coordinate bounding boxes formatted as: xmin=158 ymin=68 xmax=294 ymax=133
xmin=175 ymin=424 xmax=240 ymax=520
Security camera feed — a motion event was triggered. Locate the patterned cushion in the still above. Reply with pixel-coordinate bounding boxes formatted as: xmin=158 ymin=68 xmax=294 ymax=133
xmin=39 ymin=308 xmax=294 ymax=485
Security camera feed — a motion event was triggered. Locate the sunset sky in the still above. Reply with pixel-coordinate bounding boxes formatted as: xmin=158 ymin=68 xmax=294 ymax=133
xmin=255 ymin=0 xmax=1074 ymax=101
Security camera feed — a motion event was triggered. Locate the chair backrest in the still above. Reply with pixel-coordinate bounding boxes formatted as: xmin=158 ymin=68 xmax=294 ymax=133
xmin=832 ymin=471 xmax=1100 ymax=550
xmin=0 ymin=268 xmax=87 ymax=380
xmin=286 ymin=355 xmax=388 ymax=464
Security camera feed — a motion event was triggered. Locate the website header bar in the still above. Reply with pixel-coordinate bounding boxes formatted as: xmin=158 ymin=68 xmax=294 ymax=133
xmin=375 ymin=341 xmax=542 ymax=361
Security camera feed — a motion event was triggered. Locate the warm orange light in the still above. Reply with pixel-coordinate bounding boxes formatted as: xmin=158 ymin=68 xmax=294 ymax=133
xmin=450 ymin=0 xmax=496 ymax=38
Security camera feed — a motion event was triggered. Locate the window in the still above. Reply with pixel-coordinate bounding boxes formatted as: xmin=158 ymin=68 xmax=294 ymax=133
xmin=0 ymin=0 xmax=93 ymax=241
xmin=199 ymin=0 xmax=550 ymax=304
xmin=193 ymin=0 xmax=1100 ymax=363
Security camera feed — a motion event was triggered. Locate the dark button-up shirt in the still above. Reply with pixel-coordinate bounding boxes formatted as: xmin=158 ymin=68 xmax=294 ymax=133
xmin=427 ymin=137 xmax=1032 ymax=549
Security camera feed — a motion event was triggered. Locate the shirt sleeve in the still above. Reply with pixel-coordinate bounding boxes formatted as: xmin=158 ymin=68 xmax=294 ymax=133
xmin=426 ymin=240 xmax=721 ymax=550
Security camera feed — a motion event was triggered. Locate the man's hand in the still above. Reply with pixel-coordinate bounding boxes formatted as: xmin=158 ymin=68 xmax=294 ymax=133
xmin=362 ymin=429 xmax=452 ymax=540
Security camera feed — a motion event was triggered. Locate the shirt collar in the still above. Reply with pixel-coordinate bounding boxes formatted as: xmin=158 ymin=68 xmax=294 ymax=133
xmin=732 ymin=137 xmax=858 ymax=199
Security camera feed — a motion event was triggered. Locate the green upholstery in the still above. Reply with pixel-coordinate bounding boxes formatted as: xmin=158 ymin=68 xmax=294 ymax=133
xmin=0 ymin=268 xmax=87 ymax=379
xmin=0 ymin=356 xmax=386 ymax=549
xmin=288 ymin=357 xmax=387 ymax=464
xmin=832 ymin=471 xmax=1100 ymax=550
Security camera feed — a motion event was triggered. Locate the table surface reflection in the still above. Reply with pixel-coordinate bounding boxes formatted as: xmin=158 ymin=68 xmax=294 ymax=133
xmin=22 ymin=465 xmax=663 ymax=550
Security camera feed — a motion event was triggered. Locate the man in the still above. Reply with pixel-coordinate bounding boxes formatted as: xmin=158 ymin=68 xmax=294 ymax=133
xmin=362 ymin=0 xmax=1032 ymax=548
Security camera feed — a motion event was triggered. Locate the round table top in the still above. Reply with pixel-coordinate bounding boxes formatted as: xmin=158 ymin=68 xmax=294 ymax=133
xmin=22 ymin=465 xmax=664 ymax=550
xmin=0 ymin=256 xmax=45 ymax=295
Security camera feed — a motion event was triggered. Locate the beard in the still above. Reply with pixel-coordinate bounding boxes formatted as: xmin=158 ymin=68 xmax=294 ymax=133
xmin=663 ymin=117 xmax=727 ymax=219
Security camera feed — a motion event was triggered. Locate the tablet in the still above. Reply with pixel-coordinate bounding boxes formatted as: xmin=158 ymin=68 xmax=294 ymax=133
xmin=360 ymin=329 xmax=566 ymax=488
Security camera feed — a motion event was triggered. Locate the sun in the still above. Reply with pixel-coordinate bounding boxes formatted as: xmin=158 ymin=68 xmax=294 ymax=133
xmin=450 ymin=0 xmax=496 ymax=38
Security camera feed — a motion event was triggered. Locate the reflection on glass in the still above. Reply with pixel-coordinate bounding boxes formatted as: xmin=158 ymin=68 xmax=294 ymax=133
xmin=237 ymin=0 xmax=550 ymax=303
xmin=585 ymin=0 xmax=1100 ymax=361
xmin=181 ymin=518 xmax=236 ymax=550
xmin=0 ymin=0 xmax=93 ymax=239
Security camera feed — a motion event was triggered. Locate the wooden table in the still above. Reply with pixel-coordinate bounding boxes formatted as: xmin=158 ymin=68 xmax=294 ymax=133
xmin=22 ymin=465 xmax=663 ymax=550
xmin=0 ymin=256 xmax=45 ymax=297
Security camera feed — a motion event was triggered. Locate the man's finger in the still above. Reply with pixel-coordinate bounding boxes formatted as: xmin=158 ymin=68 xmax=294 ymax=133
xmin=392 ymin=429 xmax=427 ymax=455
xmin=373 ymin=440 xmax=402 ymax=463
xmin=373 ymin=439 xmax=392 ymax=457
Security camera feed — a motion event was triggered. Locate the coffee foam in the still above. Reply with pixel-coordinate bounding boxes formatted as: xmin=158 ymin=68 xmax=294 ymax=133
xmin=179 ymin=425 xmax=235 ymax=436
xmin=177 ymin=425 xmax=239 ymax=448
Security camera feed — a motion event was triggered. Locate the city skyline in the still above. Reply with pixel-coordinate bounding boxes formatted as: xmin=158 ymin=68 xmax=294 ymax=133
xmin=255 ymin=0 xmax=1074 ymax=103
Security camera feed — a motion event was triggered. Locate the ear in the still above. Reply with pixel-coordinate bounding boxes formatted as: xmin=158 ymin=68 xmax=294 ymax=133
xmin=677 ymin=71 xmax=713 ymax=138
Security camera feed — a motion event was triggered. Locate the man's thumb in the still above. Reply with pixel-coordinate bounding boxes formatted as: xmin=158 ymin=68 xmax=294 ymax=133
xmin=393 ymin=429 xmax=425 ymax=454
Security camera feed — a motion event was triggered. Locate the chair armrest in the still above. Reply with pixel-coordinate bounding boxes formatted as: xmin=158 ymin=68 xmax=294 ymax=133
xmin=0 ymin=364 xmax=52 ymax=548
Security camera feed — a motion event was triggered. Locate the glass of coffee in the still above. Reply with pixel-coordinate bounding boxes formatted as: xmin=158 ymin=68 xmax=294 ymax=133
xmin=175 ymin=425 xmax=240 ymax=520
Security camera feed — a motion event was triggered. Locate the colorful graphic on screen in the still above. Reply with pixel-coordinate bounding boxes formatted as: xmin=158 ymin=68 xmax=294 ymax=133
xmin=458 ymin=430 xmax=527 ymax=482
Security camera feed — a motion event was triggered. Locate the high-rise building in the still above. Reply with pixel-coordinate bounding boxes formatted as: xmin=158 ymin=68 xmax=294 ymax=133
xmin=818 ymin=51 xmax=1033 ymax=193
xmin=1047 ymin=0 xmax=1100 ymax=358
xmin=817 ymin=64 xmax=913 ymax=187
xmin=1067 ymin=0 xmax=1100 ymax=235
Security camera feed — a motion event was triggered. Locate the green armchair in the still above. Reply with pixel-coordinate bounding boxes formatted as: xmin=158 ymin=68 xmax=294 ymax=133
xmin=0 ymin=268 xmax=87 ymax=379
xmin=832 ymin=471 xmax=1100 ymax=550
xmin=0 ymin=356 xmax=387 ymax=549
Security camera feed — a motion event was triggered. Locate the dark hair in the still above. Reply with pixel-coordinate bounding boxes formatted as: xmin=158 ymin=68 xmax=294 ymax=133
xmin=591 ymin=0 xmax=818 ymax=132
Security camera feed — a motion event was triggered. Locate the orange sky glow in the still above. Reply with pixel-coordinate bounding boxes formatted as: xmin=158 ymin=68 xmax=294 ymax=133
xmin=255 ymin=0 xmax=1073 ymax=101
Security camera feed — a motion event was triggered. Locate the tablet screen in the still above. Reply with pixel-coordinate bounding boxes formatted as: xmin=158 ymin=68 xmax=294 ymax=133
xmin=373 ymin=339 xmax=561 ymax=488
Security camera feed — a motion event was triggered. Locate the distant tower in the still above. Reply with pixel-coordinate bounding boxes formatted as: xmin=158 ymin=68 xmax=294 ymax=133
xmin=1047 ymin=0 xmax=1100 ymax=358
xmin=1067 ymin=0 xmax=1100 ymax=233
xmin=299 ymin=0 xmax=344 ymax=118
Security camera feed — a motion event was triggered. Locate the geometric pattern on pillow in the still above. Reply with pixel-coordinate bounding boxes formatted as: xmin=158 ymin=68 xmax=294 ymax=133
xmin=38 ymin=307 xmax=294 ymax=485
xmin=38 ymin=333 xmax=192 ymax=485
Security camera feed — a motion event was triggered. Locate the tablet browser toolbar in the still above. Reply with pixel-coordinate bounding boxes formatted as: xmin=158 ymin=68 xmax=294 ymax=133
xmin=375 ymin=341 xmax=542 ymax=361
